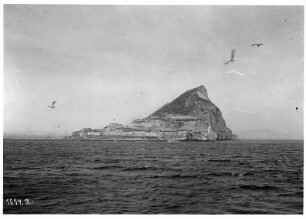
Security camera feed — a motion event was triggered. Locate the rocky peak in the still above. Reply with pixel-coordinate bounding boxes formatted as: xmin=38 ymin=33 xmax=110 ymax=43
xmin=147 ymin=85 xmax=232 ymax=132
xmin=194 ymin=85 xmax=209 ymax=100
xmin=149 ymin=85 xmax=214 ymax=118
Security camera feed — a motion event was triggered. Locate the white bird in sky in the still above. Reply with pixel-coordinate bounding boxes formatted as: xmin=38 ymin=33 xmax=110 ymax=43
xmin=47 ymin=101 xmax=56 ymax=109
xmin=233 ymin=106 xmax=255 ymax=114
xmin=227 ymin=69 xmax=244 ymax=77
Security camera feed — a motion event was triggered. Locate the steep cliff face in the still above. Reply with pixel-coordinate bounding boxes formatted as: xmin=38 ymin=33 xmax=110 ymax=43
xmin=132 ymin=85 xmax=235 ymax=140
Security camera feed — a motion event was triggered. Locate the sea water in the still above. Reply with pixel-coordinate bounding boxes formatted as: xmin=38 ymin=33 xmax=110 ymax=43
xmin=3 ymin=139 xmax=303 ymax=214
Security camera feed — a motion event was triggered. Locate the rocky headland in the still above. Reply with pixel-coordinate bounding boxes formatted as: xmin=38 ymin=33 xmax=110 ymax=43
xmin=69 ymin=85 xmax=237 ymax=141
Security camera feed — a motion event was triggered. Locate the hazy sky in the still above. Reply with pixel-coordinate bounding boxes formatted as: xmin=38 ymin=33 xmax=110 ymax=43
xmin=4 ymin=5 xmax=303 ymax=138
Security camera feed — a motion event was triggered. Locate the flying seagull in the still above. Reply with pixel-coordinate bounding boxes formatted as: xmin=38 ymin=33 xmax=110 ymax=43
xmin=227 ymin=69 xmax=244 ymax=77
xmin=251 ymin=43 xmax=264 ymax=47
xmin=224 ymin=49 xmax=236 ymax=65
xmin=47 ymin=101 xmax=56 ymax=109
xmin=233 ymin=106 xmax=255 ymax=115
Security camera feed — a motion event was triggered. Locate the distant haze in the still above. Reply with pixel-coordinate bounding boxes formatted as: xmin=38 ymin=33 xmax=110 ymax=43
xmin=4 ymin=5 xmax=303 ymax=139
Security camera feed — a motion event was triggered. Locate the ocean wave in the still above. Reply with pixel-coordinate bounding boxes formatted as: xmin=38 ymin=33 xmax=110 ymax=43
xmin=123 ymin=166 xmax=161 ymax=171
xmin=208 ymin=172 xmax=233 ymax=177
xmin=278 ymin=191 xmax=303 ymax=198
xmin=92 ymin=165 xmax=122 ymax=170
xmin=149 ymin=173 xmax=202 ymax=179
xmin=208 ymin=159 xmax=231 ymax=163
xmin=238 ymin=171 xmax=255 ymax=176
xmin=239 ymin=185 xmax=280 ymax=191
xmin=228 ymin=208 xmax=270 ymax=214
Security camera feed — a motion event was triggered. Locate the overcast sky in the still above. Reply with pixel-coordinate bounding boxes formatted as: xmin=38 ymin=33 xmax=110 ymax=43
xmin=4 ymin=5 xmax=303 ymax=138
